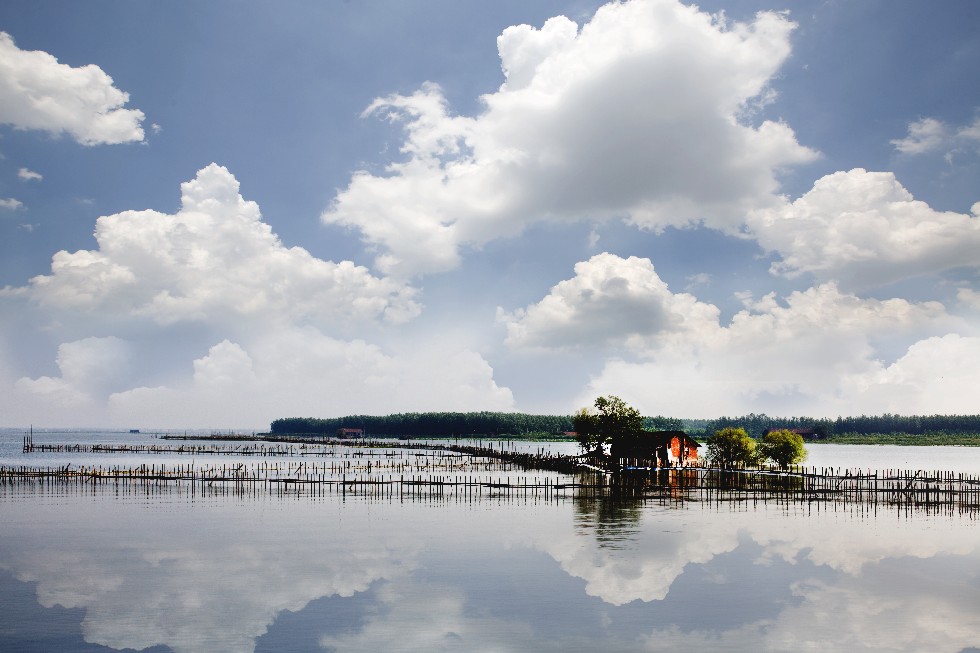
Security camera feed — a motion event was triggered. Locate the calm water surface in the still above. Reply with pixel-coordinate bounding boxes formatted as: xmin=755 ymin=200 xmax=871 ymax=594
xmin=1 ymin=430 xmax=978 ymax=653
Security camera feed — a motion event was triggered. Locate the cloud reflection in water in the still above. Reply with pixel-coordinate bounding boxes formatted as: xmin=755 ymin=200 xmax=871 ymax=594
xmin=0 ymin=490 xmax=977 ymax=652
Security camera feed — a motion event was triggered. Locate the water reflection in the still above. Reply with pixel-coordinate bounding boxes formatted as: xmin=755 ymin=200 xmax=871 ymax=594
xmin=1 ymin=488 xmax=977 ymax=653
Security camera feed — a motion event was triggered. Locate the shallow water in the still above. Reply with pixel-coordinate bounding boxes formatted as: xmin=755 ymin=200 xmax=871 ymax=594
xmin=1 ymin=431 xmax=978 ymax=652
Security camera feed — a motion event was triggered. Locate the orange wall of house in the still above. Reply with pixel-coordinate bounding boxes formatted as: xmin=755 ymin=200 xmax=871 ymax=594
xmin=671 ymin=437 xmax=698 ymax=460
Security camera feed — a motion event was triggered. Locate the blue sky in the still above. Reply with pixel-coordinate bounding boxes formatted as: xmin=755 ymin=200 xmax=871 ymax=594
xmin=1 ymin=0 xmax=978 ymax=428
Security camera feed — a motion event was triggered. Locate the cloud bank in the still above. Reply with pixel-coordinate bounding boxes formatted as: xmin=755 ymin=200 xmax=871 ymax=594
xmin=1 ymin=165 xmax=513 ymax=427
xmin=502 ymin=253 xmax=975 ymax=417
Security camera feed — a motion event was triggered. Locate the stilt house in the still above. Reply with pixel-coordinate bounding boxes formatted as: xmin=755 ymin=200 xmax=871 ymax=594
xmin=611 ymin=430 xmax=700 ymax=467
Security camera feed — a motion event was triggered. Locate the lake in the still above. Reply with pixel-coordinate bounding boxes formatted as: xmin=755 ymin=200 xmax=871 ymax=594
xmin=1 ymin=430 xmax=978 ymax=652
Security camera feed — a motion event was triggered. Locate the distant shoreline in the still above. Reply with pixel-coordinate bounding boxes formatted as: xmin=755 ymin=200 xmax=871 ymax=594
xmin=159 ymin=432 xmax=980 ymax=447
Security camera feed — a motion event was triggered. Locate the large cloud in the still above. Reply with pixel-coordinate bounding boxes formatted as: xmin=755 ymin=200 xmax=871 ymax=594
xmin=501 ymin=253 xmax=971 ymax=416
xmin=0 ymin=165 xmax=517 ymax=428
xmin=498 ymin=252 xmax=719 ymax=351
xmin=323 ymin=0 xmax=816 ymax=276
xmin=0 ymin=32 xmax=145 ymax=145
xmin=746 ymin=169 xmax=980 ymax=288
xmin=7 ymin=164 xmax=420 ymax=331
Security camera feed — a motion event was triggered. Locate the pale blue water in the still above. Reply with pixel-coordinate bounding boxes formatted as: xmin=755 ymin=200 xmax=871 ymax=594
xmin=1 ymin=430 xmax=978 ymax=653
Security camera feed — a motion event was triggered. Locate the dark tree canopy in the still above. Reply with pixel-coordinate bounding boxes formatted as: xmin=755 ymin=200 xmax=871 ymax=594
xmin=270 ymin=412 xmax=575 ymax=438
xmin=573 ymin=396 xmax=644 ymax=456
xmin=683 ymin=413 xmax=980 ymax=439
xmin=271 ymin=411 xmax=980 ymax=442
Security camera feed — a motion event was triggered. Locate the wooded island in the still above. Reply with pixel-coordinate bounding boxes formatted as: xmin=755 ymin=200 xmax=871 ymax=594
xmin=271 ymin=411 xmax=980 ymax=444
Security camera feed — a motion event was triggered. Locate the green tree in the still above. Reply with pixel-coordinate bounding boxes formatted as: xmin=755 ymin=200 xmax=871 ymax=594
xmin=572 ymin=407 xmax=599 ymax=454
xmin=705 ymin=427 xmax=758 ymax=468
xmin=759 ymin=429 xmax=807 ymax=469
xmin=573 ymin=396 xmax=644 ymax=457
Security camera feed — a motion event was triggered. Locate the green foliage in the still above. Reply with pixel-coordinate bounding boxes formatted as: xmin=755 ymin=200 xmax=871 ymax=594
xmin=271 ymin=412 xmax=980 ymax=444
xmin=270 ymin=412 xmax=576 ymax=438
xmin=690 ymin=414 xmax=831 ymax=439
xmin=684 ymin=413 xmax=980 ymax=439
xmin=759 ymin=429 xmax=807 ymax=469
xmin=573 ymin=396 xmax=644 ymax=456
xmin=832 ymin=414 xmax=980 ymax=436
xmin=572 ymin=407 xmax=599 ymax=453
xmin=705 ymin=427 xmax=758 ymax=468
xmin=825 ymin=432 xmax=980 ymax=446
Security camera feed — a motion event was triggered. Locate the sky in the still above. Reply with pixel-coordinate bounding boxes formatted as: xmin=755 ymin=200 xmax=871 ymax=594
xmin=0 ymin=0 xmax=978 ymax=429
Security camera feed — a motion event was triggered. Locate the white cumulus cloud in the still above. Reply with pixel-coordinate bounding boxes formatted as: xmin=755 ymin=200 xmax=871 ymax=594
xmin=323 ymin=0 xmax=816 ymax=276
xmin=0 ymin=163 xmax=525 ymax=428
xmin=746 ymin=168 xmax=980 ymax=288
xmin=0 ymin=164 xmax=528 ymax=428
xmin=580 ymin=285 xmax=967 ymax=416
xmin=8 ymin=163 xmax=420 ymax=331
xmin=498 ymin=252 xmax=719 ymax=351
xmin=0 ymin=31 xmax=145 ymax=145
xmin=836 ymin=334 xmax=980 ymax=415
xmin=502 ymin=253 xmax=969 ymax=416
xmin=0 ymin=197 xmax=23 ymax=210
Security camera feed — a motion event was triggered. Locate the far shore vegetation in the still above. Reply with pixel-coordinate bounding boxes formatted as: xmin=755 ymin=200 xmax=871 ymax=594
xmin=270 ymin=412 xmax=980 ymax=446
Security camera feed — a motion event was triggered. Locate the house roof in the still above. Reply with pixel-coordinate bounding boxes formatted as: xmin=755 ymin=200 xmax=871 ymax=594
xmin=611 ymin=430 xmax=701 ymax=452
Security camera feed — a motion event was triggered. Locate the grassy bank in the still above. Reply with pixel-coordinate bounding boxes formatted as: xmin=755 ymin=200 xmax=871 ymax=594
xmin=818 ymin=432 xmax=980 ymax=446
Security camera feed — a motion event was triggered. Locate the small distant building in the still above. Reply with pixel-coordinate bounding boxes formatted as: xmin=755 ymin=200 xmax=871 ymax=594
xmin=129 ymin=429 xmax=140 ymax=434
xmin=337 ymin=428 xmax=364 ymax=438
xmin=611 ymin=430 xmax=700 ymax=467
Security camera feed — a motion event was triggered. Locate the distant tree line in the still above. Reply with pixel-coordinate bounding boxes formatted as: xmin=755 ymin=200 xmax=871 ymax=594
xmin=271 ymin=412 xmax=980 ymax=439
xmin=270 ymin=412 xmax=576 ymax=438
xmin=683 ymin=413 xmax=980 ymax=439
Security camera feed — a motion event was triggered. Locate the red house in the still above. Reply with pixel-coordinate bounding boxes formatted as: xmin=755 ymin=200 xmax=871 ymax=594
xmin=611 ymin=430 xmax=700 ymax=467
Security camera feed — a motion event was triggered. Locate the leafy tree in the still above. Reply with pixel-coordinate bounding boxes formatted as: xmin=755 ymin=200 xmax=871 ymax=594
xmin=759 ymin=429 xmax=807 ymax=469
xmin=573 ymin=396 xmax=644 ymax=457
xmin=572 ymin=408 xmax=600 ymax=455
xmin=705 ymin=427 xmax=758 ymax=468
